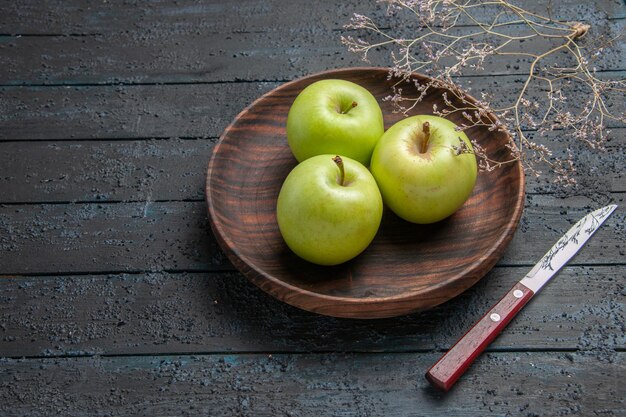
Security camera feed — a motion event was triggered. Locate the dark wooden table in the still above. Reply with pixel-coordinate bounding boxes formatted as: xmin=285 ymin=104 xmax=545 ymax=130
xmin=1 ymin=1 xmax=624 ymax=415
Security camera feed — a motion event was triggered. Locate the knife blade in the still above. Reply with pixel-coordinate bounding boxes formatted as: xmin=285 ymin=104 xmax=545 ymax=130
xmin=425 ymin=204 xmax=618 ymax=392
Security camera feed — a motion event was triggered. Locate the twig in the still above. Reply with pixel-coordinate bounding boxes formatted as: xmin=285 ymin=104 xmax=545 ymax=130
xmin=342 ymin=0 xmax=626 ymax=185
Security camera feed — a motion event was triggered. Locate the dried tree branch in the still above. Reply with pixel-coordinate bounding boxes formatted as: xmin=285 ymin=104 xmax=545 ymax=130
xmin=342 ymin=0 xmax=626 ymax=185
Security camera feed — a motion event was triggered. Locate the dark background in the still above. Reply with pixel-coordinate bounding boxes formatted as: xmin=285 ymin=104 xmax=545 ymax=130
xmin=0 ymin=1 xmax=624 ymax=415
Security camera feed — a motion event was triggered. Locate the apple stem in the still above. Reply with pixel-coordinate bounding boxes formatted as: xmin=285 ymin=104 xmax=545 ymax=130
xmin=420 ymin=121 xmax=431 ymax=153
xmin=332 ymin=155 xmax=346 ymax=186
xmin=341 ymin=101 xmax=358 ymax=114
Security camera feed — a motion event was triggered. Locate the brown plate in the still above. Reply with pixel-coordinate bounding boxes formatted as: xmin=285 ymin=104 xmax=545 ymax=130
xmin=206 ymin=67 xmax=525 ymax=319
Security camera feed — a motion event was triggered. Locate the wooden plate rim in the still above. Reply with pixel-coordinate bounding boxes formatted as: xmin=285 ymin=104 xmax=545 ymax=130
xmin=206 ymin=67 xmax=525 ymax=316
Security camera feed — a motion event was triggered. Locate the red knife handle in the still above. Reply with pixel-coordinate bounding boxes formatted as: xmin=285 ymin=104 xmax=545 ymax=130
xmin=426 ymin=282 xmax=535 ymax=391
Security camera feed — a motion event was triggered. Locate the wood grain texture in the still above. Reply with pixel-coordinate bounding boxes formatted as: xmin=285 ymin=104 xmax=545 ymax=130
xmin=0 ymin=352 xmax=623 ymax=417
xmin=1 ymin=0 xmax=623 ymax=35
xmin=1 ymin=20 xmax=623 ymax=86
xmin=0 ymin=139 xmax=216 ymax=203
xmin=0 ymin=82 xmax=280 ymax=140
xmin=0 ymin=0 xmax=363 ymax=35
xmin=0 ymin=132 xmax=622 ymax=204
xmin=0 ymin=195 xmax=622 ymax=276
xmin=2 ymin=72 xmax=624 ymax=141
xmin=206 ymin=68 xmax=525 ymax=318
xmin=0 ymin=202 xmax=222 ymax=275
xmin=0 ymin=0 xmax=623 ymax=415
xmin=1 ymin=266 xmax=623 ymax=357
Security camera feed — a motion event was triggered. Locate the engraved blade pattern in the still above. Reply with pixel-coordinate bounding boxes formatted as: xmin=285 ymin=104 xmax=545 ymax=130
xmin=519 ymin=205 xmax=617 ymax=293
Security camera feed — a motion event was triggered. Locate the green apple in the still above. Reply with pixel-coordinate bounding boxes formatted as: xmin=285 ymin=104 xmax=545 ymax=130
xmin=276 ymin=154 xmax=383 ymax=265
xmin=286 ymin=79 xmax=384 ymax=166
xmin=370 ymin=115 xmax=477 ymax=224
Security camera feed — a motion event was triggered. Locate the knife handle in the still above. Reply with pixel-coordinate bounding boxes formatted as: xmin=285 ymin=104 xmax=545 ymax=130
xmin=426 ymin=282 xmax=534 ymax=392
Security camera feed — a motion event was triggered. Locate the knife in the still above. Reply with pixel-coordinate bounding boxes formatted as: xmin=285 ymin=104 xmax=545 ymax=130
xmin=425 ymin=204 xmax=618 ymax=392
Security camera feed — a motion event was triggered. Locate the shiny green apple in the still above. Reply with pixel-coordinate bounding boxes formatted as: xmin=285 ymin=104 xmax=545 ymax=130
xmin=370 ymin=115 xmax=477 ymax=224
xmin=276 ymin=155 xmax=383 ymax=265
xmin=286 ymin=79 xmax=384 ymax=166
